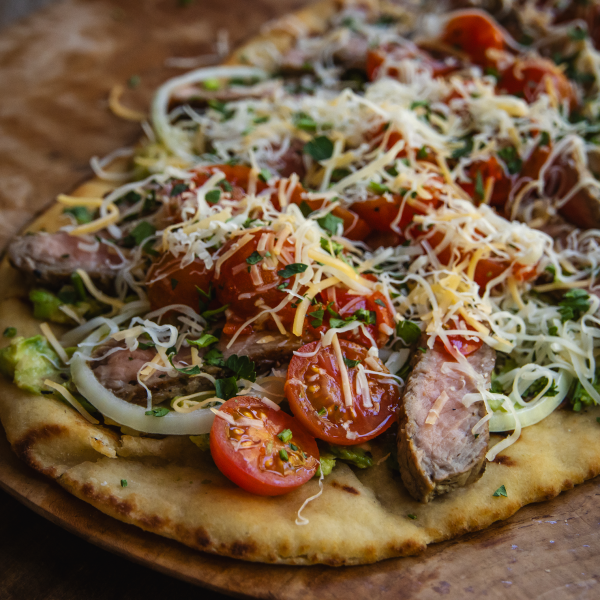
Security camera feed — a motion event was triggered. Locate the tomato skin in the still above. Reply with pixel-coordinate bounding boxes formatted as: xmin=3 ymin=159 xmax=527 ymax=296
xmin=366 ymin=44 xmax=457 ymax=81
xmin=434 ymin=333 xmax=483 ymax=356
xmin=210 ymin=396 xmax=319 ymax=496
xmin=213 ymin=228 xmax=300 ymax=324
xmin=285 ymin=340 xmax=399 ymax=445
xmin=290 ymin=196 xmax=371 ymax=242
xmin=459 ymin=156 xmax=512 ymax=209
xmin=498 ymin=58 xmax=576 ymax=107
xmin=146 ymin=252 xmax=213 ymax=312
xmin=442 ymin=11 xmax=505 ymax=66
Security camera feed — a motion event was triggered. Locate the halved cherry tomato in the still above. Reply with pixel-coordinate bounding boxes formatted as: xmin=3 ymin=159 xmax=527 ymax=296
xmin=459 ymin=156 xmax=512 ymax=209
xmin=305 ymin=288 xmax=394 ymax=347
xmin=498 ymin=58 xmax=576 ymax=108
xmin=213 ymin=228 xmax=302 ymax=327
xmin=285 ymin=340 xmax=399 ymax=445
xmin=146 ymin=252 xmax=213 ymax=312
xmin=366 ymin=44 xmax=457 ymax=81
xmin=434 ymin=328 xmax=483 ymax=356
xmin=290 ymin=196 xmax=372 ymax=241
xmin=210 ymin=396 xmax=319 ymax=496
xmin=441 ymin=11 xmax=505 ymax=66
xmin=193 ymin=164 xmax=305 ymax=211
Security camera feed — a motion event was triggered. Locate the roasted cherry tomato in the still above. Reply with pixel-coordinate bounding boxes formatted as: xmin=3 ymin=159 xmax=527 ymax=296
xmin=285 ymin=340 xmax=399 ymax=445
xmin=213 ymin=228 xmax=302 ymax=326
xmin=210 ymin=396 xmax=319 ymax=496
xmin=459 ymin=156 xmax=512 ymax=209
xmin=146 ymin=252 xmax=213 ymax=312
xmin=441 ymin=10 xmax=505 ymax=66
xmin=290 ymin=196 xmax=371 ymax=241
xmin=366 ymin=44 xmax=458 ymax=81
xmin=435 ymin=329 xmax=483 ymax=356
xmin=498 ymin=58 xmax=576 ymax=107
xmin=307 ymin=287 xmax=395 ymax=348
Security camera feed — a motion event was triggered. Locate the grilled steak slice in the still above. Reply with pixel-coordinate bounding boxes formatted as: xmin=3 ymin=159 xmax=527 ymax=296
xmin=218 ymin=331 xmax=304 ymax=368
xmin=397 ymin=342 xmax=496 ymax=503
xmin=8 ymin=232 xmax=125 ymax=287
xmin=90 ymin=341 xmax=223 ymax=406
xmin=90 ymin=331 xmax=301 ymax=406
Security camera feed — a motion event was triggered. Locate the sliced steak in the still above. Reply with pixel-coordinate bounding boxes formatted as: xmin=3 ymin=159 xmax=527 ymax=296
xmin=397 ymin=342 xmax=496 ymax=503
xmin=8 ymin=232 xmax=125 ymax=287
xmin=218 ymin=330 xmax=304 ymax=368
xmin=91 ymin=341 xmax=224 ymax=406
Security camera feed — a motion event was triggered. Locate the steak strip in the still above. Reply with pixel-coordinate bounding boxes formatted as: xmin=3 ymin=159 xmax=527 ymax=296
xmin=8 ymin=232 xmax=126 ymax=287
xmin=397 ymin=341 xmax=496 ymax=503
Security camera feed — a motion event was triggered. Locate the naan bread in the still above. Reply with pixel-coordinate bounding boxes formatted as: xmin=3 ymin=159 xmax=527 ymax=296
xmin=1 ymin=0 xmax=599 ymax=566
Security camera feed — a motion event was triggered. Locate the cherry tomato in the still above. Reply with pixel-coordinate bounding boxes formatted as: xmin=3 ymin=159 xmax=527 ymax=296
xmin=442 ymin=11 xmax=505 ymax=66
xmin=498 ymin=58 xmax=576 ymax=107
xmin=434 ymin=330 xmax=483 ymax=356
xmin=366 ymin=44 xmax=457 ymax=81
xmin=459 ymin=156 xmax=512 ymax=209
xmin=210 ymin=396 xmax=319 ymax=496
xmin=213 ymin=228 xmax=302 ymax=325
xmin=146 ymin=252 xmax=213 ymax=312
xmin=285 ymin=340 xmax=399 ymax=445
xmin=351 ymin=186 xmax=442 ymax=242
xmin=290 ymin=196 xmax=372 ymax=241
xmin=328 ymin=288 xmax=394 ymax=347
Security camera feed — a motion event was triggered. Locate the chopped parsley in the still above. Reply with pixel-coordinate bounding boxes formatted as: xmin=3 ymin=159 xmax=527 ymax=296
xmin=493 ymin=485 xmax=508 ymax=497
xmin=317 ymin=213 xmax=344 ymax=236
xmin=343 ymin=357 xmax=361 ymax=368
xmin=170 ymin=278 xmax=179 ymax=290
xmin=121 ymin=479 xmax=128 ymax=487
xmin=310 ymin=308 xmax=325 ymax=328
xmin=225 ymin=354 xmax=256 ymax=382
xmin=188 ymin=334 xmax=218 ymax=348
xmin=304 ymin=136 xmax=334 ymax=161
xmin=3 ymin=327 xmax=17 ymax=338
xmin=258 ymin=168 xmax=271 ymax=183
xmin=320 ymin=237 xmax=344 ymax=255
xmin=246 ymin=251 xmax=263 ymax=265
xmin=278 ymin=263 xmax=308 ymax=278
xmin=317 ymin=407 xmax=328 ymax=416
xmin=475 ymin=170 xmax=485 ymax=200
xmin=64 ymin=206 xmax=93 ymax=224
xmin=558 ymin=289 xmax=590 ymax=322
xmin=204 ymin=348 xmax=225 ymax=367
xmin=145 ymin=407 xmax=169 ymax=417
xmin=368 ymin=181 xmax=390 ymax=195
xmin=170 ymin=182 xmax=188 ymax=197
xmin=123 ymin=221 xmax=156 ymax=247
xmin=279 ymin=448 xmax=289 ymax=461
xmin=498 ymin=146 xmax=522 ymax=175
xmin=215 ymin=377 xmax=238 ymax=400
xmin=205 ymin=189 xmax=221 ymax=204
xmin=396 ymin=320 xmax=421 ymax=345
xmin=407 ymin=513 xmax=418 ymax=520
xmin=294 ymin=112 xmax=317 ymax=131
xmin=277 ymin=429 xmax=293 ymax=443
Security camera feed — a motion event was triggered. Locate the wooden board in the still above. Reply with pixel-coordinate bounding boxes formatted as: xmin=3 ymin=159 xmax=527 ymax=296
xmin=0 ymin=0 xmax=599 ymax=598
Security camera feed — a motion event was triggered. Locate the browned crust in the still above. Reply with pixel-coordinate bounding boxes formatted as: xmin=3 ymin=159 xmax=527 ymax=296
xmin=0 ymin=0 xmax=600 ymax=568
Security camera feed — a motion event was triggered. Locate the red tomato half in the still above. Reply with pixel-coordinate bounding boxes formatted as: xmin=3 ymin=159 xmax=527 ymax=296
xmin=213 ymin=228 xmax=301 ymax=325
xmin=146 ymin=252 xmax=213 ymax=312
xmin=285 ymin=340 xmax=399 ymax=445
xmin=459 ymin=156 xmax=512 ymax=209
xmin=442 ymin=10 xmax=505 ymax=66
xmin=498 ymin=58 xmax=576 ymax=108
xmin=366 ymin=44 xmax=457 ymax=81
xmin=210 ymin=396 xmax=319 ymax=496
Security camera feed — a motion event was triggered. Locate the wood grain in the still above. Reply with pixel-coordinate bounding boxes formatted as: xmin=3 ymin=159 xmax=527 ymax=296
xmin=0 ymin=0 xmax=599 ymax=598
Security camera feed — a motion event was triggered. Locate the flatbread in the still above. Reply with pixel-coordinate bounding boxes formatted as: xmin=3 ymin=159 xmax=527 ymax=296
xmin=1 ymin=0 xmax=600 ymax=566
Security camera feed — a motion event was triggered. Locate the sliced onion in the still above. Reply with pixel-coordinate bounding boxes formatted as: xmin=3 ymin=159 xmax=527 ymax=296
xmin=489 ymin=370 xmax=572 ymax=432
xmin=71 ymin=353 xmax=215 ymax=434
xmin=151 ymin=65 xmax=268 ymax=161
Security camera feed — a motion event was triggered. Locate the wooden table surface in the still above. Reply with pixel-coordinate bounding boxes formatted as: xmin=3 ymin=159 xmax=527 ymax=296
xmin=0 ymin=1 xmax=599 ymax=599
